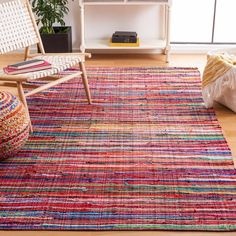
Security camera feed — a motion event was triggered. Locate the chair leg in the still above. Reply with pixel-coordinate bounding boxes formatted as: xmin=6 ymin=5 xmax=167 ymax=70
xmin=24 ymin=46 xmax=30 ymax=61
xmin=17 ymin=82 xmax=33 ymax=133
xmin=79 ymin=61 xmax=92 ymax=104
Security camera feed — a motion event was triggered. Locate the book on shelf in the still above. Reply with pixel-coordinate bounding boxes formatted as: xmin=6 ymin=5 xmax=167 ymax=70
xmin=109 ymin=38 xmax=140 ymax=47
xmin=112 ymin=31 xmax=138 ymax=43
xmin=4 ymin=60 xmax=52 ymax=75
xmin=7 ymin=59 xmax=46 ymax=69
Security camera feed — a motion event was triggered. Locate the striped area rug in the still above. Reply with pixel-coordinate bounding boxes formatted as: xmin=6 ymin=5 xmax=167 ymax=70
xmin=0 ymin=67 xmax=236 ymax=231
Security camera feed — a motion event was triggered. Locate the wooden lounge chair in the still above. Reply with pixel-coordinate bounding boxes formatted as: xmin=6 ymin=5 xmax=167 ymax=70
xmin=0 ymin=0 xmax=92 ymax=132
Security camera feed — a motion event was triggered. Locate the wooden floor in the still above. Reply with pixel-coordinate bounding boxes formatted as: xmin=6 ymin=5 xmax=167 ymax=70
xmin=0 ymin=53 xmax=236 ymax=236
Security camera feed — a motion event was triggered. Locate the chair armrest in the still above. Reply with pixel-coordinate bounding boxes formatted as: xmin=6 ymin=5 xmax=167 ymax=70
xmin=0 ymin=74 xmax=29 ymax=82
xmin=28 ymin=53 xmax=91 ymax=59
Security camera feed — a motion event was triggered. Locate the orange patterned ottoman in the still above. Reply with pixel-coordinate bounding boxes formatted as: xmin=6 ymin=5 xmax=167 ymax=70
xmin=0 ymin=91 xmax=30 ymax=160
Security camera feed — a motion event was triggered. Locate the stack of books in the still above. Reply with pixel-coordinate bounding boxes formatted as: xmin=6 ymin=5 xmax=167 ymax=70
xmin=109 ymin=31 xmax=140 ymax=47
xmin=4 ymin=59 xmax=52 ymax=75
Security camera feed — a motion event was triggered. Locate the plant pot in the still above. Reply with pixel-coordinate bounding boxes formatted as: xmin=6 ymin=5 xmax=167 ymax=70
xmin=40 ymin=26 xmax=72 ymax=53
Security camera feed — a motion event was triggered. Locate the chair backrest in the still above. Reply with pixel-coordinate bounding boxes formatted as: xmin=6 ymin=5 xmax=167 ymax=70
xmin=0 ymin=0 xmax=44 ymax=54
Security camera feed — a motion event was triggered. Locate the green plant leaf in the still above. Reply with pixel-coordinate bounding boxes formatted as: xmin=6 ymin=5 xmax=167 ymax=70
xmin=29 ymin=0 xmax=73 ymax=34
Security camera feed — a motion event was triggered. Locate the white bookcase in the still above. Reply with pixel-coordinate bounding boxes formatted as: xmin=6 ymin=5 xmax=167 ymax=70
xmin=78 ymin=0 xmax=172 ymax=62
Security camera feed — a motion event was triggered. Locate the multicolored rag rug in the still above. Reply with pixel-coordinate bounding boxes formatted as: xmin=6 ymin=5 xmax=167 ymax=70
xmin=0 ymin=67 xmax=236 ymax=231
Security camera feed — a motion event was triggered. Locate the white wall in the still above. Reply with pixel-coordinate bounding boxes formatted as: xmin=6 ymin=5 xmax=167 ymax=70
xmin=65 ymin=1 xmax=164 ymax=51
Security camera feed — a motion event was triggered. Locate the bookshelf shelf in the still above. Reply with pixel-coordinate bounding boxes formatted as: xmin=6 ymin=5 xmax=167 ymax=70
xmin=86 ymin=39 xmax=166 ymax=49
xmin=79 ymin=0 xmax=172 ymax=62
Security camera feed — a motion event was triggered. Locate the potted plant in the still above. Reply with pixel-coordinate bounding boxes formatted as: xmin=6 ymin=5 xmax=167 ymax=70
xmin=31 ymin=0 xmax=73 ymax=53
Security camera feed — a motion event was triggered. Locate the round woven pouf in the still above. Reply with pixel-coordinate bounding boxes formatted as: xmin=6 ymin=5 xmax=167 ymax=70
xmin=0 ymin=91 xmax=30 ymax=160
